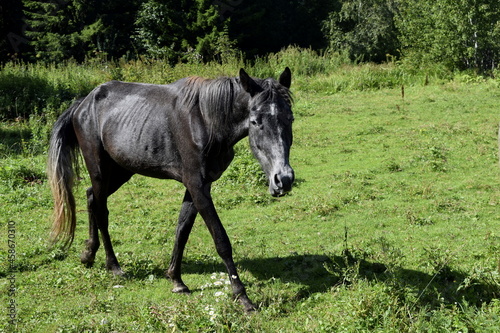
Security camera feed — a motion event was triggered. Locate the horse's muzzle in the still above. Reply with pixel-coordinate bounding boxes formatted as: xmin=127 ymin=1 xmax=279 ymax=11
xmin=269 ymin=166 xmax=294 ymax=197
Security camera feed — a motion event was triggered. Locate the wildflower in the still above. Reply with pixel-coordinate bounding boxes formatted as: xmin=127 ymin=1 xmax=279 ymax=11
xmin=205 ymin=305 xmax=217 ymax=323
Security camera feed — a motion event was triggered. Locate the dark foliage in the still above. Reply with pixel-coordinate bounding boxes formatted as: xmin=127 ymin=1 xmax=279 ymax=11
xmin=0 ymin=0 xmax=498 ymax=72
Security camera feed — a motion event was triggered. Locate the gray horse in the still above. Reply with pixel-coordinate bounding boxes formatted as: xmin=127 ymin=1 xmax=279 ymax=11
xmin=47 ymin=68 xmax=294 ymax=311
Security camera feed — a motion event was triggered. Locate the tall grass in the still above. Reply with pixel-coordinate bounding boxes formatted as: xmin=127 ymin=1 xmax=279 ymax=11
xmin=0 ymin=46 xmax=493 ymax=155
xmin=1 ymin=46 xmax=461 ymax=120
xmin=0 ymin=60 xmax=106 ymax=119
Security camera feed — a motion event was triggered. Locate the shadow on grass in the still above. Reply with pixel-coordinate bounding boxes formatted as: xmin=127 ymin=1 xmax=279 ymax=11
xmin=241 ymin=254 xmax=499 ymax=308
xmin=179 ymin=253 xmax=498 ymax=309
xmin=15 ymin=246 xmax=497 ymax=311
xmin=0 ymin=125 xmax=32 ymax=156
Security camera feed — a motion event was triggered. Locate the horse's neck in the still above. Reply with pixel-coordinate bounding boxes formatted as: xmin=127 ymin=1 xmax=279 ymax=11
xmin=201 ymin=86 xmax=250 ymax=146
xmin=225 ymin=91 xmax=250 ymax=146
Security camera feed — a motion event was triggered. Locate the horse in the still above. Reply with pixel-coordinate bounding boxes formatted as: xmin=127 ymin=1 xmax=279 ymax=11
xmin=47 ymin=68 xmax=294 ymax=311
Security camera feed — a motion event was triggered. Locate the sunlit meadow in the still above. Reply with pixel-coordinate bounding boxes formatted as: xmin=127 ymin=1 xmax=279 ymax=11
xmin=1 ymin=52 xmax=499 ymax=331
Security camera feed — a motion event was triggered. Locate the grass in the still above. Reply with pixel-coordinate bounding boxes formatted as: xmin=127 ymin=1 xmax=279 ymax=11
xmin=0 ymin=46 xmax=454 ymax=121
xmin=1 ymin=57 xmax=500 ymax=331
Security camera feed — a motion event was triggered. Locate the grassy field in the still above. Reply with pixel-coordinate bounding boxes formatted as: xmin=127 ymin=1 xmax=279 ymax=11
xmin=1 ymin=60 xmax=500 ymax=332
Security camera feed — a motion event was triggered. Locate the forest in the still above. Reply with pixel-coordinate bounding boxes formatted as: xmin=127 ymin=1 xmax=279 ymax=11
xmin=1 ymin=0 xmax=499 ymax=72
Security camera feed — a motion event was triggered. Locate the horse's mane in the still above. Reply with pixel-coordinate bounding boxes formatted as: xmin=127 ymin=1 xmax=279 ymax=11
xmin=180 ymin=76 xmax=235 ymax=144
xmin=180 ymin=75 xmax=293 ymax=147
xmin=255 ymin=78 xmax=293 ymax=108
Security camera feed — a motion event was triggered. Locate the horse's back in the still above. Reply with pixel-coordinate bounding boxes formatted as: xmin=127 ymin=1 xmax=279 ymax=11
xmin=74 ymin=80 xmax=186 ymax=180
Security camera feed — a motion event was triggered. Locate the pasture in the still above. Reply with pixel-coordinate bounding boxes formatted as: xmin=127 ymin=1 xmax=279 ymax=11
xmin=1 ymin=62 xmax=500 ymax=331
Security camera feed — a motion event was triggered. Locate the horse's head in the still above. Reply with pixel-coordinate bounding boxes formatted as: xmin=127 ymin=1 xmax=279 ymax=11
xmin=240 ymin=68 xmax=295 ymax=197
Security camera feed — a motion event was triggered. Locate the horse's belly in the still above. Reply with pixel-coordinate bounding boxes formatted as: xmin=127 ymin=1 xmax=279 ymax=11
xmin=108 ymin=142 xmax=182 ymax=180
xmin=101 ymin=120 xmax=182 ymax=180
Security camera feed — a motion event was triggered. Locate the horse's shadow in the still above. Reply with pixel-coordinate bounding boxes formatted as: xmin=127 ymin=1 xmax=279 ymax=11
xmin=24 ymin=246 xmax=496 ymax=311
xmin=180 ymin=253 xmax=499 ymax=308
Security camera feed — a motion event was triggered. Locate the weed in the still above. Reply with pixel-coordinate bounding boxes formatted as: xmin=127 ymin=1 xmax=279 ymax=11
xmin=428 ymin=146 xmax=448 ymax=172
xmin=386 ymin=159 xmax=403 ymax=172
xmin=406 ymin=210 xmax=435 ymax=226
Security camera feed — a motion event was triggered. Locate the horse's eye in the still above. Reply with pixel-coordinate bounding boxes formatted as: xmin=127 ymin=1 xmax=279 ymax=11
xmin=250 ymin=115 xmax=262 ymax=127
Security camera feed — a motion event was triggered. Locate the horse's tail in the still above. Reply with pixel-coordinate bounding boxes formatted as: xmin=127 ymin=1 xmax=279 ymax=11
xmin=47 ymin=98 xmax=83 ymax=248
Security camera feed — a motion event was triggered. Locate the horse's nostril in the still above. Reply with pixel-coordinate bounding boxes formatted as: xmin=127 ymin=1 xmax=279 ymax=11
xmin=274 ymin=173 xmax=282 ymax=187
xmin=273 ymin=171 xmax=293 ymax=192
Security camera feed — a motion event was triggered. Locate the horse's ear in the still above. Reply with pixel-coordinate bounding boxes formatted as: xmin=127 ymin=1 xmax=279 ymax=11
xmin=240 ymin=68 xmax=261 ymax=96
xmin=279 ymin=67 xmax=292 ymax=89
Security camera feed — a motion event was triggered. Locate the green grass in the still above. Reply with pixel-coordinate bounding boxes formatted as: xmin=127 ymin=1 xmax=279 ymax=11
xmin=1 ymin=62 xmax=500 ymax=332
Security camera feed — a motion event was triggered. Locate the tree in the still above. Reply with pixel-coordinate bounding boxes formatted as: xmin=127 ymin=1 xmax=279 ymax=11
xmin=23 ymin=0 xmax=142 ymax=62
xmin=396 ymin=0 xmax=500 ymax=71
xmin=134 ymin=0 xmax=231 ymax=63
xmin=23 ymin=0 xmax=93 ymax=61
xmin=90 ymin=0 xmax=144 ymax=59
xmin=0 ymin=4 xmax=7 ymax=60
xmin=224 ymin=0 xmax=337 ymax=58
xmin=1 ymin=0 xmax=29 ymax=61
xmin=322 ymin=0 xmax=400 ymax=62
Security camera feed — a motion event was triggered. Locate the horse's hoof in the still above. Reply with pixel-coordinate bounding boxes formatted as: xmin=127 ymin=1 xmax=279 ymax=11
xmin=80 ymin=253 xmax=95 ymax=268
xmin=106 ymin=265 xmax=126 ymax=277
xmin=172 ymin=284 xmax=191 ymax=294
xmin=238 ymin=296 xmax=257 ymax=313
xmin=243 ymin=302 xmax=257 ymax=313
xmin=113 ymin=269 xmax=126 ymax=277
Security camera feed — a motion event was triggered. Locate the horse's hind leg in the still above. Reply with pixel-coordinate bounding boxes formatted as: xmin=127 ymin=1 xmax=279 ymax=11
xmin=80 ymin=187 xmax=100 ymax=267
xmin=82 ymin=163 xmax=132 ymax=275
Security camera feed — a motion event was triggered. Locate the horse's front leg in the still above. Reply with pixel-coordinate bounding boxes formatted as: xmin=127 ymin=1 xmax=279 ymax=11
xmin=189 ymin=182 xmax=256 ymax=312
xmin=167 ymin=190 xmax=198 ymax=293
